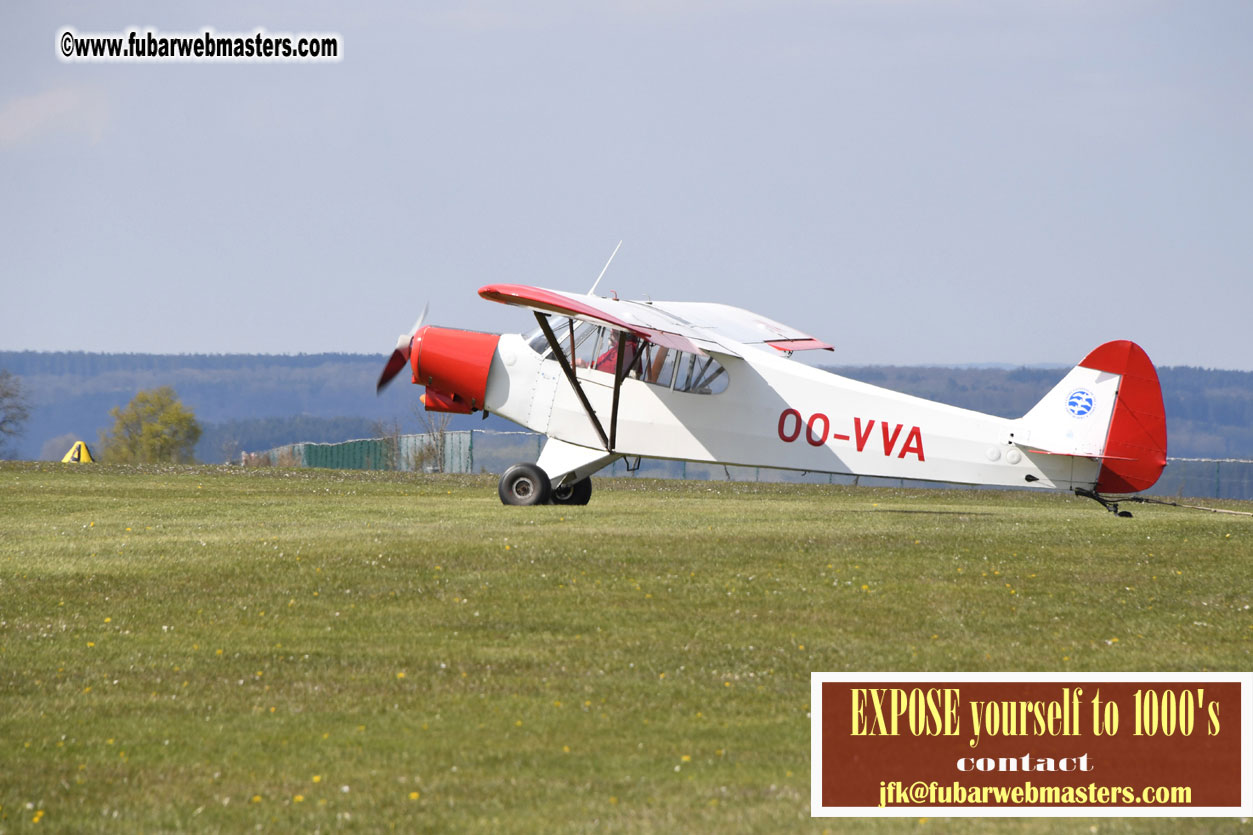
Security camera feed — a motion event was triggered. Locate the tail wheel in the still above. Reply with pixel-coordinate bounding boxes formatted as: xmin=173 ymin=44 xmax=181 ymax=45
xmin=551 ymin=477 xmax=592 ymax=506
xmin=498 ymin=463 xmax=552 ymax=506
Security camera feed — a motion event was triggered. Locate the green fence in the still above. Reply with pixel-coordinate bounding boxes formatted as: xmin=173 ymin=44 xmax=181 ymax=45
xmin=250 ymin=433 xmax=1253 ymax=500
xmin=249 ymin=431 xmax=541 ymax=475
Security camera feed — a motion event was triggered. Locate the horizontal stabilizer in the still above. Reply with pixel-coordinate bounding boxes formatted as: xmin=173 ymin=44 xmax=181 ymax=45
xmin=1015 ymin=447 xmax=1137 ymax=462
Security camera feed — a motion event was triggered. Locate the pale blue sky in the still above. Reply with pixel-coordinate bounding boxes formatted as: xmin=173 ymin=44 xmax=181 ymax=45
xmin=3 ymin=1 xmax=1250 ymax=369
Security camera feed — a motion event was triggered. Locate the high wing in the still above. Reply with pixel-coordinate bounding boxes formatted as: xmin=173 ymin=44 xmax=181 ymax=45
xmin=478 ymin=284 xmax=830 ymax=455
xmin=478 ymin=284 xmax=834 ymax=357
xmin=654 ymin=300 xmax=835 ymax=354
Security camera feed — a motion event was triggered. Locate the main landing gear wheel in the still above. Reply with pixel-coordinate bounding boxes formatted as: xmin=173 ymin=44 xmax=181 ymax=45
xmin=498 ymin=463 xmax=552 ymax=506
xmin=551 ymin=477 xmax=592 ymax=506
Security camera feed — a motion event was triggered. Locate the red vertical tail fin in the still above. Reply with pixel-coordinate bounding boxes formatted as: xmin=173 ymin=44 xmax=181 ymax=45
xmin=1079 ymin=341 xmax=1168 ymax=493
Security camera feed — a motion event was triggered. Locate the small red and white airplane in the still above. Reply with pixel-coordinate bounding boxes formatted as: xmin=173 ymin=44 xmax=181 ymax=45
xmin=378 ymin=282 xmax=1167 ymax=514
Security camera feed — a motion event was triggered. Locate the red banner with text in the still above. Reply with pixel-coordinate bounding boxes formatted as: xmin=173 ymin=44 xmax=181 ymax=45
xmin=811 ymin=673 xmax=1251 ymax=817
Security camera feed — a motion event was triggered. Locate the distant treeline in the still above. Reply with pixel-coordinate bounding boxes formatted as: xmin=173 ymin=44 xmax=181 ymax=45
xmin=0 ymin=351 xmax=512 ymax=462
xmin=0 ymin=351 xmax=369 ymax=375
xmin=2 ymin=351 xmax=1251 ymax=463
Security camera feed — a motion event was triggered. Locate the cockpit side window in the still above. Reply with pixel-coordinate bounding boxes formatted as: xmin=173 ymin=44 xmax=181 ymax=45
xmin=531 ymin=321 xmax=728 ymax=395
xmin=528 ymin=318 xmax=605 ymax=365
xmin=642 ymin=346 xmax=676 ymax=388
xmin=673 ymin=353 xmax=728 ymax=395
xmin=576 ymin=328 xmax=632 ymax=373
xmin=574 ymin=324 xmax=611 ymax=369
xmin=524 ymin=324 xmax=550 ymax=355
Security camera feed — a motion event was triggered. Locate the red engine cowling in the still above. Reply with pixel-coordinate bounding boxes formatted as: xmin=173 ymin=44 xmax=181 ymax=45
xmin=410 ymin=327 xmax=500 ymax=412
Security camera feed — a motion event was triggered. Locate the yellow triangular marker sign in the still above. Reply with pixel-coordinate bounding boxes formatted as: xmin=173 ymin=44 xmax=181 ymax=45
xmin=61 ymin=441 xmax=94 ymax=463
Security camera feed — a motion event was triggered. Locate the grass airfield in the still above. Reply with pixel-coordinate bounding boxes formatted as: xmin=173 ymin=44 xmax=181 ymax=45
xmin=0 ymin=462 xmax=1249 ymax=833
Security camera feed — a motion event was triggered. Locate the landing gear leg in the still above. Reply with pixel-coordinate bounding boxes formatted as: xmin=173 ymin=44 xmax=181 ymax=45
xmin=1075 ymin=488 xmax=1133 ymax=518
xmin=499 ymin=463 xmax=552 ymax=506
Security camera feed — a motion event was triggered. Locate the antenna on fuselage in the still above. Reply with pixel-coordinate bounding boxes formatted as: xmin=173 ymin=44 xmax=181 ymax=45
xmin=588 ymin=240 xmax=622 ymax=296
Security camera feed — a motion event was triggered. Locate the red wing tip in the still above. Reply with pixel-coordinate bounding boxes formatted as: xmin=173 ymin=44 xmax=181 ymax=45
xmin=766 ymin=338 xmax=835 ymax=352
xmin=478 ymin=283 xmax=518 ymax=300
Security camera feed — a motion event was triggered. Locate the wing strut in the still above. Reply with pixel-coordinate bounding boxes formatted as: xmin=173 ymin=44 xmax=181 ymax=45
xmin=609 ymin=331 xmax=628 ymax=451
xmin=534 ymin=313 xmax=611 ymax=451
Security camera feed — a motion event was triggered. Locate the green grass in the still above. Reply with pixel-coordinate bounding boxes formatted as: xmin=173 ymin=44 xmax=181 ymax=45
xmin=0 ymin=462 xmax=1249 ymax=833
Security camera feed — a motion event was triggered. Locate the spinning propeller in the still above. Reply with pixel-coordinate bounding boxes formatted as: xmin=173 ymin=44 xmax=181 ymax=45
xmin=376 ymin=302 xmax=428 ymax=393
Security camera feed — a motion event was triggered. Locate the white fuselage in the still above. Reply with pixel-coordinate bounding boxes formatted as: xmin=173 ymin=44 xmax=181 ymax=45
xmin=483 ymin=333 xmax=1100 ymax=491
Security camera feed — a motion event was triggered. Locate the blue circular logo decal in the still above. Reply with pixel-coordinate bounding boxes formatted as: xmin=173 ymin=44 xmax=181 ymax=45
xmin=1067 ymin=388 xmax=1095 ymax=418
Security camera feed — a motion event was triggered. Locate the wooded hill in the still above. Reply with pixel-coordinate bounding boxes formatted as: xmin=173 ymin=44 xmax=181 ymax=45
xmin=2 ymin=351 xmax=1250 ymax=464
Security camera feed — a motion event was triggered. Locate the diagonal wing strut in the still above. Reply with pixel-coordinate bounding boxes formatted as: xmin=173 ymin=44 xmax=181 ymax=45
xmin=534 ymin=312 xmax=621 ymax=452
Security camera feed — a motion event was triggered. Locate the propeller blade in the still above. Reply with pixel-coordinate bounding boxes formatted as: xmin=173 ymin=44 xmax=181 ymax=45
xmin=399 ymin=302 xmax=429 ymax=350
xmin=376 ymin=302 xmax=431 ymax=394
xmin=376 ymin=348 xmax=409 ymax=393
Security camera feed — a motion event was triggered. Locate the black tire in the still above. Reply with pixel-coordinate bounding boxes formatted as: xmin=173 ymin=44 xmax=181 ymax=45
xmin=551 ymin=477 xmax=592 ymax=506
xmin=498 ymin=463 xmax=552 ymax=506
